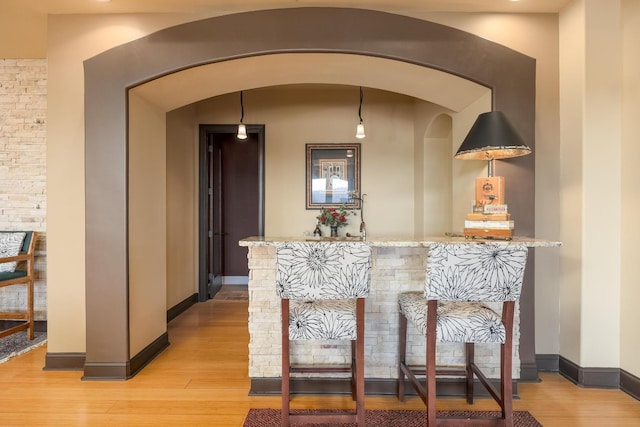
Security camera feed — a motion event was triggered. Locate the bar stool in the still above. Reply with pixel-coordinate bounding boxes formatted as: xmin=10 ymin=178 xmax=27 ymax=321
xmin=276 ymin=241 xmax=372 ymax=427
xmin=397 ymin=242 xmax=528 ymax=426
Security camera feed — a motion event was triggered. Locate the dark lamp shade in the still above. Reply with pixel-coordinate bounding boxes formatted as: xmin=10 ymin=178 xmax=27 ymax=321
xmin=454 ymin=111 xmax=531 ymax=160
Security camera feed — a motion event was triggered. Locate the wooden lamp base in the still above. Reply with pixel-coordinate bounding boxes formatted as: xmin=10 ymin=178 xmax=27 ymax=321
xmin=463 ymin=228 xmax=513 ymax=240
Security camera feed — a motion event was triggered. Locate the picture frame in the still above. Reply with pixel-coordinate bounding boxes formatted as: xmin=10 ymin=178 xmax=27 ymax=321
xmin=306 ymin=143 xmax=361 ymax=209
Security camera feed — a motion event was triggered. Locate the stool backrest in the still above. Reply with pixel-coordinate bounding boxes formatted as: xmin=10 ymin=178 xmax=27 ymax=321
xmin=276 ymin=242 xmax=372 ymax=300
xmin=425 ymin=243 xmax=528 ymax=302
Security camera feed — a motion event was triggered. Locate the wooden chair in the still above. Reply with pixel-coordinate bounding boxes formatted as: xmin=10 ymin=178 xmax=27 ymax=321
xmin=398 ymin=242 xmax=528 ymax=426
xmin=276 ymin=241 xmax=372 ymax=427
xmin=0 ymin=231 xmax=37 ymax=340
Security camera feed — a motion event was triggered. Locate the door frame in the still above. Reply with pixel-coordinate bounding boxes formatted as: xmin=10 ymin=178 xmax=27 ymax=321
xmin=198 ymin=124 xmax=265 ymax=302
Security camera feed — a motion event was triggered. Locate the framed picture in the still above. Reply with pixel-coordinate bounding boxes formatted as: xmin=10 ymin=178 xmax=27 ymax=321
xmin=306 ymin=143 xmax=361 ymax=209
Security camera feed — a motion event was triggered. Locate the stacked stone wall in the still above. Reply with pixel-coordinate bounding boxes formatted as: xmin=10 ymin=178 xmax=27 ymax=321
xmin=0 ymin=59 xmax=47 ymax=320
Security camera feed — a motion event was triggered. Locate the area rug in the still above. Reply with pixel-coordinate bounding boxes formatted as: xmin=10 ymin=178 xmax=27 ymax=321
xmin=243 ymin=408 xmax=542 ymax=426
xmin=0 ymin=331 xmax=47 ymax=364
xmin=215 ymin=285 xmax=249 ymax=301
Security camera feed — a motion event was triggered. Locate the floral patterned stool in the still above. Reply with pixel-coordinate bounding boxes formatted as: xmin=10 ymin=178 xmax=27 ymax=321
xmin=397 ymin=242 xmax=528 ymax=427
xmin=276 ymin=242 xmax=372 ymax=427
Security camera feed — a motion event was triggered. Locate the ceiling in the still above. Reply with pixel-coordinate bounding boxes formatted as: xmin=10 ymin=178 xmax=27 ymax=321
xmin=8 ymin=0 xmax=572 ymax=15
xmin=1 ymin=0 xmax=573 ymax=57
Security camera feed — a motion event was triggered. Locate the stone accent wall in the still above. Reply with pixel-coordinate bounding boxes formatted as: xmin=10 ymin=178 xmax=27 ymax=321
xmin=0 ymin=59 xmax=47 ymax=320
xmin=246 ymin=245 xmax=520 ymax=380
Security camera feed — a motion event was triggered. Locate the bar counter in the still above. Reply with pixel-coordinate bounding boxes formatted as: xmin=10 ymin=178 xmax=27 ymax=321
xmin=239 ymin=235 xmax=560 ymax=395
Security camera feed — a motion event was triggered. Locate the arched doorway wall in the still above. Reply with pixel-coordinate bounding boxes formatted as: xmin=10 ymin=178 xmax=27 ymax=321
xmin=130 ymin=53 xmax=489 ymax=112
xmin=83 ymin=7 xmax=535 ymax=379
xmin=420 ymin=113 xmax=455 ymax=236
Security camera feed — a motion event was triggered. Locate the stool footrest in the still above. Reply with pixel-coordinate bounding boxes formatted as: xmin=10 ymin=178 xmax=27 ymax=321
xmin=291 ymin=365 xmax=351 ymax=374
xmin=0 ymin=322 xmax=29 ymax=339
xmin=405 ymin=365 xmax=468 ymax=377
xmin=0 ymin=312 xmax=28 ymax=320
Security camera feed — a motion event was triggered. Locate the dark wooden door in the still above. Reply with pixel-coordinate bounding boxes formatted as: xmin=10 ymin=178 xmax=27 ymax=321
xmin=199 ymin=125 xmax=264 ymax=300
xmin=209 ymin=137 xmax=223 ymax=296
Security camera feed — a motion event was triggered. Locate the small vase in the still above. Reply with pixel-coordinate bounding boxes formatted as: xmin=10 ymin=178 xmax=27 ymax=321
xmin=330 ymin=225 xmax=338 ymax=237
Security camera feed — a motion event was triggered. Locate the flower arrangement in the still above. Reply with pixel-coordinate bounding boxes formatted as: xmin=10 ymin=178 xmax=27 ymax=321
xmin=316 ymin=204 xmax=352 ymax=228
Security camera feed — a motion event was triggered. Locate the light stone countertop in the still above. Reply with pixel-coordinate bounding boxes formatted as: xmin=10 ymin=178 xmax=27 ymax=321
xmin=239 ymin=234 xmax=561 ymax=248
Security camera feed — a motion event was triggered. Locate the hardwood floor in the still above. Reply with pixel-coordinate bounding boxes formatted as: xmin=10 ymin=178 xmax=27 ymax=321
xmin=1 ymin=287 xmax=638 ymax=426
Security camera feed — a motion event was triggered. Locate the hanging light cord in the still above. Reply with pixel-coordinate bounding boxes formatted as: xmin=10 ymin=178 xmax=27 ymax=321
xmin=358 ymin=87 xmax=364 ymax=124
xmin=240 ymin=91 xmax=245 ymax=124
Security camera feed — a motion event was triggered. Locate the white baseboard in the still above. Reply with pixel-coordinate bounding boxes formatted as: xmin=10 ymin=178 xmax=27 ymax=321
xmin=222 ymin=276 xmax=249 ymax=285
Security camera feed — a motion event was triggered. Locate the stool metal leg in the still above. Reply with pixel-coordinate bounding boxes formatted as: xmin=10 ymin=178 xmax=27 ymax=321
xmin=281 ymin=299 xmax=290 ymax=427
xmin=502 ymin=301 xmax=515 ymax=427
xmin=355 ymin=298 xmax=365 ymax=427
xmin=397 ymin=313 xmax=407 ymax=402
xmin=466 ymin=343 xmax=475 ymax=404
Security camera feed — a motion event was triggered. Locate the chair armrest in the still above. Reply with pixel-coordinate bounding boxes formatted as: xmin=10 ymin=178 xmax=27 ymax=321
xmin=0 ymin=253 xmax=32 ymax=263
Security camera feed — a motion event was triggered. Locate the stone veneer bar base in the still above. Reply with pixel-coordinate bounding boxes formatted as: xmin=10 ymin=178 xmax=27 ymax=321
xmin=238 ymin=237 xmax=560 ymax=385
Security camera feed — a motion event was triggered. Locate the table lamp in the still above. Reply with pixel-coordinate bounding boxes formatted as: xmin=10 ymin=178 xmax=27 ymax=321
xmin=455 ymin=111 xmax=531 ymax=238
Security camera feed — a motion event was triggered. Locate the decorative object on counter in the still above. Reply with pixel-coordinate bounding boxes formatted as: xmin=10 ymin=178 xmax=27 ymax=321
xmin=306 ymin=143 xmax=361 ymax=209
xmin=316 ymin=204 xmax=353 ymax=237
xmin=312 ymin=222 xmax=322 ymax=237
xmin=349 ymin=191 xmax=368 ymax=240
xmin=455 ymin=111 xmax=531 ymax=240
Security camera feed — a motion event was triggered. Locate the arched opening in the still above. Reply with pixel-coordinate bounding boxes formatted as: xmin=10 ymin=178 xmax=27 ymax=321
xmin=83 ymin=8 xmax=535 ymax=380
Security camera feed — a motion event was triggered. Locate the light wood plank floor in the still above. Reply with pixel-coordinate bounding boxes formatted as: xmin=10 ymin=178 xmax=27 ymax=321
xmin=1 ymin=288 xmax=639 ymax=426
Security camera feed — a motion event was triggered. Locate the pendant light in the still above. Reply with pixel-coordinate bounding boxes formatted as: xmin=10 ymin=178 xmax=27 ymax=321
xmin=355 ymin=87 xmax=365 ymax=139
xmin=237 ymin=91 xmax=248 ymax=140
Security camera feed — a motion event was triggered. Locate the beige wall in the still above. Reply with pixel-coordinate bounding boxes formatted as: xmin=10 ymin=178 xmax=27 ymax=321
xmin=192 ymin=87 xmax=488 ymax=238
xmin=559 ymin=0 xmax=584 ymax=366
xmin=620 ymin=0 xmax=640 ymax=377
xmin=166 ymin=105 xmax=198 ymax=309
xmin=46 ymin=12 xmax=563 ymax=361
xmin=193 ymin=88 xmax=429 ymax=238
xmin=556 ymin=0 xmax=640 ymax=378
xmin=128 ymin=91 xmax=168 ymax=356
xmin=161 ymin=87 xmax=485 ymax=307
xmin=580 ymin=0 xmax=623 ymax=369
xmin=416 ymin=107 xmax=452 ymax=236
xmin=136 ymin=54 xmax=494 ymax=309
xmin=560 ymin=0 xmax=627 ymax=370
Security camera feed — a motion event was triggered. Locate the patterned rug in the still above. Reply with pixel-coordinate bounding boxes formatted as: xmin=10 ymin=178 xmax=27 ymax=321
xmin=0 ymin=330 xmax=47 ymax=364
xmin=215 ymin=285 xmax=249 ymax=301
xmin=243 ymin=408 xmax=542 ymax=426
